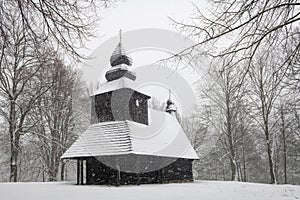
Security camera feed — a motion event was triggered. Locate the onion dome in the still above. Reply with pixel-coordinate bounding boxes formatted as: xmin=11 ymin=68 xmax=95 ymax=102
xmin=166 ymin=90 xmax=177 ymax=115
xmin=110 ymin=42 xmax=133 ymax=67
xmin=106 ymin=30 xmax=136 ymax=82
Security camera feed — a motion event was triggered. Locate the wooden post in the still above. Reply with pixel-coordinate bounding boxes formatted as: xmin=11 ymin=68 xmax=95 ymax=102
xmin=137 ymin=173 xmax=141 ymax=185
xmin=61 ymin=160 xmax=65 ymax=181
xmin=116 ymin=157 xmax=120 ymax=186
xmin=157 ymin=170 xmax=161 ymax=184
xmin=80 ymin=160 xmax=84 ymax=185
xmin=85 ymin=158 xmax=88 ymax=185
xmin=77 ymin=159 xmax=80 ymax=185
xmin=136 ymin=155 xmax=141 ymax=185
xmin=116 ymin=164 xmax=120 ymax=186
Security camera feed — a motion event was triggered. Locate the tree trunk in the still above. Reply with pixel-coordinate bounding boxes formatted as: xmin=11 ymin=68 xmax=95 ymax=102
xmin=222 ymin=163 xmax=226 ymax=181
xmin=280 ymin=105 xmax=287 ymax=184
xmin=9 ymin=100 xmax=18 ymax=182
xmin=265 ymin=125 xmax=277 ymax=184
xmin=225 ymin=89 xmax=238 ymax=181
xmin=48 ymin=117 xmax=59 ymax=181
xmin=48 ymin=143 xmax=59 ymax=182
xmin=10 ymin=144 xmax=18 ymax=182
xmin=242 ymin=136 xmax=247 ymax=182
xmin=60 ymin=161 xmax=65 ymax=181
xmin=228 ymin=122 xmax=238 ymax=181
xmin=230 ymin=158 xmax=238 ymax=181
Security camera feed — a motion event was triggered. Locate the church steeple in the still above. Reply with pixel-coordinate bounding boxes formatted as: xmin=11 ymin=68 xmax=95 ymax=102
xmin=92 ymin=30 xmax=150 ymax=125
xmin=165 ymin=89 xmax=177 ymax=116
xmin=110 ymin=30 xmax=133 ymax=67
xmin=105 ymin=30 xmax=136 ymax=82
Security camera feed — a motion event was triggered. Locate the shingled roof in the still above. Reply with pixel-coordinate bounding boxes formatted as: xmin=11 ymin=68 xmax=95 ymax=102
xmin=91 ymin=77 xmax=149 ymax=97
xmin=61 ymin=110 xmax=199 ymax=160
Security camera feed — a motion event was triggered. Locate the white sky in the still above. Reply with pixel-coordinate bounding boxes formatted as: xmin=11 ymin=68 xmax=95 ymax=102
xmin=85 ymin=0 xmax=206 ymax=51
xmin=82 ymin=0 xmax=209 ymax=116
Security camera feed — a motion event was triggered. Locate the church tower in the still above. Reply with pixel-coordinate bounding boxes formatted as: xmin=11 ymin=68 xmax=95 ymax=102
xmin=165 ymin=89 xmax=177 ymax=116
xmin=105 ymin=30 xmax=136 ymax=82
xmin=91 ymin=30 xmax=150 ymax=125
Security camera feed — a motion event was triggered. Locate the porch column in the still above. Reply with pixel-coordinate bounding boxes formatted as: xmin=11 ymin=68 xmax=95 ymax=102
xmin=80 ymin=160 xmax=84 ymax=185
xmin=77 ymin=159 xmax=80 ymax=185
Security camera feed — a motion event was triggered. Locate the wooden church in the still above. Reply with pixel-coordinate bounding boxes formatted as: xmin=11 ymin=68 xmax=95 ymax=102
xmin=61 ymin=32 xmax=199 ymax=185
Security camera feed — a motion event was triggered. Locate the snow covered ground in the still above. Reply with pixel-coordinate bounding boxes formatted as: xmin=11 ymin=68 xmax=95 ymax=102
xmin=1 ymin=180 xmax=299 ymax=200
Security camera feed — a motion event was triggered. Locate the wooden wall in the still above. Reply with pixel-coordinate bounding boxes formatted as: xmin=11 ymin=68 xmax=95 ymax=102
xmin=86 ymin=156 xmax=194 ymax=185
xmin=91 ymin=88 xmax=149 ymax=125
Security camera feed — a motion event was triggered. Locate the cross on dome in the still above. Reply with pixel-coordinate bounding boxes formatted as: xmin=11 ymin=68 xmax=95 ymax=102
xmin=110 ymin=29 xmax=133 ymax=67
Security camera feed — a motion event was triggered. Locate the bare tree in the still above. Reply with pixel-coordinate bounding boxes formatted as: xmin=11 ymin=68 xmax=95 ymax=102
xmin=172 ymin=0 xmax=300 ymax=81
xmin=170 ymin=1 xmax=300 ymax=184
xmin=273 ymin=93 xmax=300 ymax=184
xmin=0 ymin=0 xmax=114 ymax=182
xmin=200 ymin=61 xmax=248 ymax=181
xmin=248 ymin=49 xmax=289 ymax=184
xmin=0 ymin=0 xmax=111 ymax=60
xmin=27 ymin=59 xmax=88 ymax=181
xmin=0 ymin=9 xmax=56 ymax=182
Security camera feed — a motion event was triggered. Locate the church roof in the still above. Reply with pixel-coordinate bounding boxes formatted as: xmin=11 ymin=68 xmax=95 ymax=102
xmin=61 ymin=110 xmax=199 ymax=160
xmin=91 ymin=76 xmax=150 ymax=98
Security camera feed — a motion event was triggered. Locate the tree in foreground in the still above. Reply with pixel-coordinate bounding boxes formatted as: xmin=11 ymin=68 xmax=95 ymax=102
xmin=200 ymin=61 xmax=249 ymax=181
xmin=172 ymin=0 xmax=300 ymax=184
xmin=0 ymin=11 xmax=55 ymax=181
xmin=28 ymin=59 xmax=88 ymax=181
xmin=0 ymin=0 xmax=112 ymax=182
xmin=0 ymin=0 xmax=110 ymax=60
xmin=173 ymin=0 xmax=300 ymax=77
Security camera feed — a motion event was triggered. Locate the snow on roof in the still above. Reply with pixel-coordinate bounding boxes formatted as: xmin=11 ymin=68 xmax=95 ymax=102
xmin=91 ymin=76 xmax=150 ymax=97
xmin=61 ymin=110 xmax=199 ymax=160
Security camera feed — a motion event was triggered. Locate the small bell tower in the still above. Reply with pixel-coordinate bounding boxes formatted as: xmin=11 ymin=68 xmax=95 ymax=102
xmin=165 ymin=89 xmax=177 ymax=116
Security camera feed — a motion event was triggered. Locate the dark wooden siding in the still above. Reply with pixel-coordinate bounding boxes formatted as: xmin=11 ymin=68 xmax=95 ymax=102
xmin=91 ymin=88 xmax=149 ymax=125
xmin=86 ymin=156 xmax=194 ymax=185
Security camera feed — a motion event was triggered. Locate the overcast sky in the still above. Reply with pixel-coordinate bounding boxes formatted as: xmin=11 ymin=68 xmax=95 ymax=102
xmin=83 ymin=0 xmax=208 ymax=56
